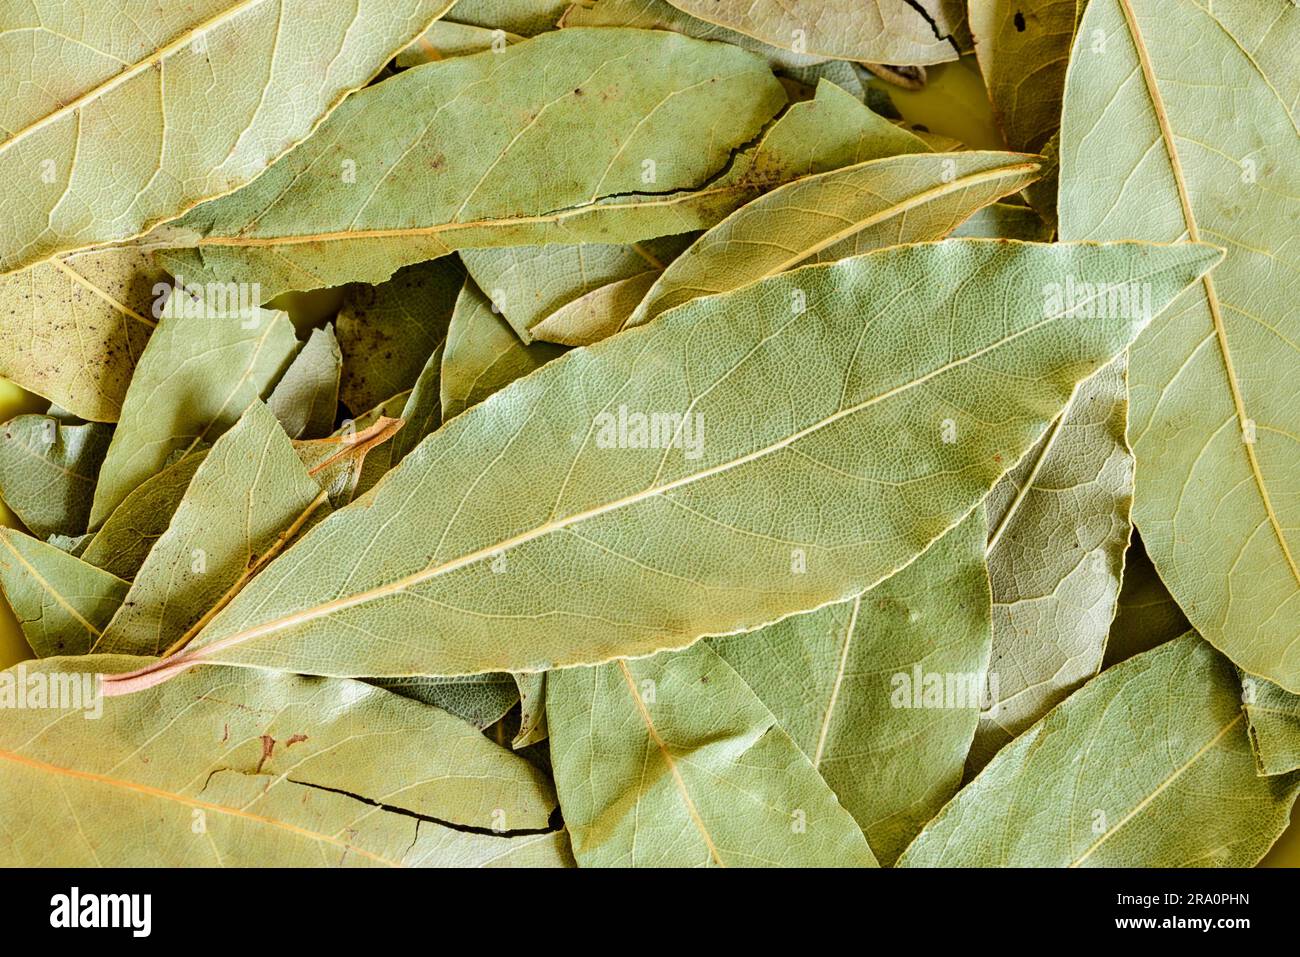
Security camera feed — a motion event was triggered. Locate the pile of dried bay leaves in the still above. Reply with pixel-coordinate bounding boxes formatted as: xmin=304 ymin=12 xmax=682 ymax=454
xmin=0 ymin=0 xmax=1296 ymax=868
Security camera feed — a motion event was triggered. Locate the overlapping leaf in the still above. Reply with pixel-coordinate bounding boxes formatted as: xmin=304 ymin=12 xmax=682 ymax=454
xmin=0 ymin=248 xmax=160 ymax=421
xmin=0 ymin=657 xmax=571 ymax=867
xmin=626 ymin=149 xmax=1042 ymax=328
xmin=88 ymin=311 xmax=298 ymax=528
xmin=94 ymin=401 xmax=321 ymax=657
xmin=0 ymin=529 xmax=127 ymax=657
xmin=1058 ymin=0 xmax=1300 ymax=690
xmin=441 ymin=280 xmax=565 ymax=423
xmin=152 ymin=29 xmax=788 ymax=297
xmin=900 ymin=634 xmax=1300 ymax=866
xmin=0 ymin=0 xmax=455 ymax=273
xmin=0 ymin=415 xmax=112 ymax=539
xmin=547 ymin=641 xmax=879 ymax=867
xmin=711 ymin=509 xmax=990 ymax=864
xmin=267 ymin=326 xmax=342 ymax=440
xmin=661 ymin=0 xmax=962 ymax=64
xmin=100 ymin=239 xmax=1219 ymax=693
xmin=968 ymin=358 xmax=1132 ymax=770
xmin=337 ymin=258 xmax=464 ymax=414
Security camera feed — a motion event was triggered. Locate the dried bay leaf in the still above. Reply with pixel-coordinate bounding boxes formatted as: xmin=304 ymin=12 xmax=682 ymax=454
xmin=626 ymin=149 xmax=1042 ymax=328
xmin=1058 ymin=0 xmax=1300 ymax=690
xmin=547 ymin=641 xmax=879 ymax=867
xmin=0 ymin=657 xmax=570 ymax=867
xmin=461 ymin=235 xmax=690 ymax=342
xmin=0 ymin=528 xmax=128 ymax=656
xmin=951 ymin=201 xmax=1052 ymax=241
xmin=559 ymin=0 xmax=834 ymax=71
xmin=1103 ymin=532 xmax=1189 ymax=668
xmin=80 ymin=451 xmax=207 ymax=581
xmin=899 ymin=634 xmax=1300 ymax=867
xmin=94 ymin=402 xmax=322 ymax=657
xmin=348 ymin=392 xmax=415 ymax=498
xmin=389 ymin=354 xmax=447 ymax=466
xmin=529 ymin=270 xmax=661 ymax=347
xmin=0 ymin=0 xmax=456 ymax=273
xmin=338 ymin=258 xmax=464 ymax=414
xmin=441 ymin=279 xmax=566 ymax=423
xmin=103 ymin=240 xmax=1220 ymax=692
xmin=1245 ymin=678 xmax=1300 ymax=777
xmin=513 ymin=672 xmax=548 ymax=749
xmin=153 ymin=29 xmax=788 ymax=297
xmin=267 ymin=325 xmax=342 ymax=440
xmin=0 ymin=414 xmax=112 ymax=539
xmin=0 ymin=247 xmax=160 ymax=421
xmin=370 ymin=674 xmax=520 ymax=730
xmin=731 ymin=80 xmax=929 ymax=184
xmin=661 ymin=0 xmax=962 ymax=65
xmin=709 ymin=508 xmax=990 ymax=865
xmin=88 ymin=311 xmax=299 ymax=529
xmin=396 ymin=20 xmax=524 ymax=65
xmin=967 ymin=358 xmax=1132 ymax=772
xmin=449 ymin=0 xmax=571 ymax=35
xmin=969 ymin=0 xmax=1087 ymax=154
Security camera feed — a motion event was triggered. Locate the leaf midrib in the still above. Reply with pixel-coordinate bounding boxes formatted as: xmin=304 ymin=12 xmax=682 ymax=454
xmin=1118 ymin=0 xmax=1299 ymax=586
xmin=1068 ymin=712 xmax=1243 ymax=866
xmin=0 ymin=0 xmax=271 ymax=155
xmin=0 ymin=745 xmax=403 ymax=867
xmin=626 ymin=159 xmax=1042 ymax=329
xmin=617 ymin=660 xmax=724 ymax=866
xmin=0 ymin=530 xmax=113 ymax=641
xmin=103 ymin=273 xmax=1158 ymax=693
xmin=191 ymin=179 xmax=767 ymax=248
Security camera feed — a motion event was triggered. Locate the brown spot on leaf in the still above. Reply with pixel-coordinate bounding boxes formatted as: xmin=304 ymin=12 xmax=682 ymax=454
xmin=256 ymin=734 xmax=276 ymax=773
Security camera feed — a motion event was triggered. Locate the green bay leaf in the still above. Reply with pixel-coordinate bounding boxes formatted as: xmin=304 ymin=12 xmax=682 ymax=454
xmin=103 ymin=239 xmax=1218 ymax=691
xmin=338 ymin=258 xmax=464 ymax=414
xmin=710 ymin=508 xmax=990 ymax=865
xmin=80 ymin=451 xmax=207 ymax=581
xmin=88 ymin=310 xmax=298 ymax=529
xmin=267 ymin=325 xmax=342 ymax=440
xmin=370 ymin=673 xmax=521 ymax=730
xmin=153 ymin=28 xmax=787 ymax=297
xmin=0 ymin=529 xmax=128 ymax=657
xmin=94 ymin=401 xmax=321 ymax=657
xmin=969 ymin=0 xmax=1087 ymax=154
xmin=447 ymin=0 xmax=570 ymax=35
xmin=661 ymin=0 xmax=961 ymax=64
xmin=396 ymin=19 xmax=523 ymax=65
xmin=899 ymin=634 xmax=1300 ymax=867
xmin=547 ymin=641 xmax=879 ymax=867
xmin=441 ymin=279 xmax=565 ymax=423
xmin=1058 ymin=0 xmax=1300 ymax=690
xmin=0 ymin=248 xmax=160 ymax=421
xmin=969 ymin=358 xmax=1132 ymax=771
xmin=1245 ymin=677 xmax=1300 ymax=777
xmin=461 ymin=235 xmax=690 ymax=342
xmin=0 ymin=656 xmax=570 ymax=867
xmin=626 ymin=149 xmax=1042 ymax=328
xmin=0 ymin=0 xmax=455 ymax=273
xmin=0 ymin=415 xmax=112 ymax=539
